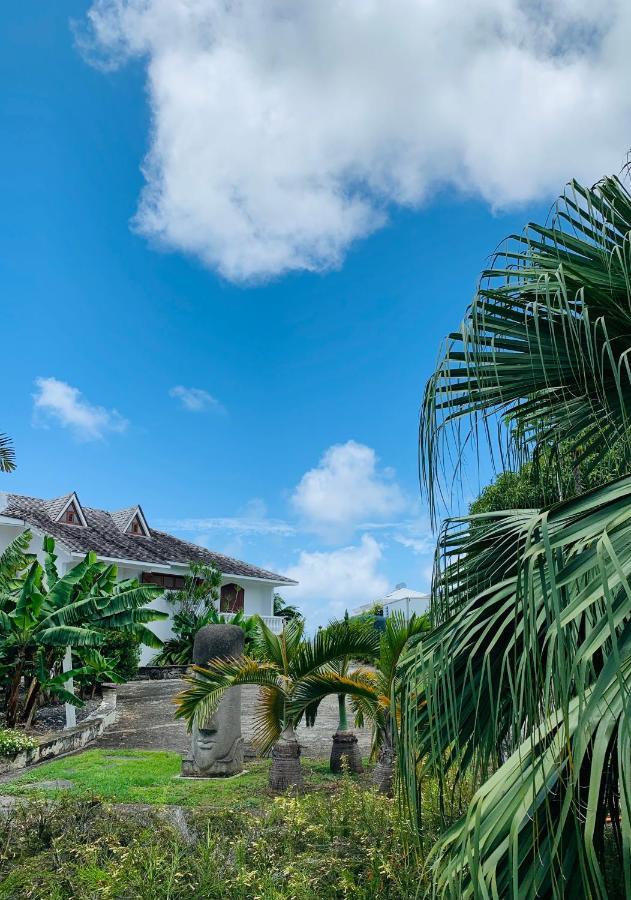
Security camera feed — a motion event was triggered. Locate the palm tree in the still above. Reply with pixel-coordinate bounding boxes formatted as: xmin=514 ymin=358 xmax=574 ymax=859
xmin=175 ymin=617 xmax=380 ymax=791
xmin=273 ymin=593 xmax=303 ymax=621
xmin=0 ymin=533 xmax=166 ymax=726
xmin=400 ymin=171 xmax=631 ymax=897
xmin=291 ymin=612 xmax=428 ymax=793
xmin=328 ymin=653 xmax=364 ymax=775
xmin=0 ymin=432 xmax=15 ymax=473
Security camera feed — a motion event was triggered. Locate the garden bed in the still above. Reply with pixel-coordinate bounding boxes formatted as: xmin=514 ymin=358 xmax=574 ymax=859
xmin=0 ymin=686 xmax=117 ymax=775
xmin=0 ymin=697 xmax=102 ymax=737
xmin=0 ymin=752 xmax=425 ymax=899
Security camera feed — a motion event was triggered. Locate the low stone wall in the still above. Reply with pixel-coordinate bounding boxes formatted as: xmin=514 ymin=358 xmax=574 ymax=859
xmin=0 ymin=685 xmax=117 ymax=775
xmin=134 ymin=665 xmax=189 ymax=680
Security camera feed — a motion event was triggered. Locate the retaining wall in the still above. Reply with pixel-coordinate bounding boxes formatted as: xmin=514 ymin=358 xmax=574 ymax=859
xmin=0 ymin=684 xmax=117 ymax=774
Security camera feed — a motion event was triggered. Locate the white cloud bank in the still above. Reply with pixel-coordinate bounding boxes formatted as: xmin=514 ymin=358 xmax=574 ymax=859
xmin=291 ymin=441 xmax=406 ymax=537
xmin=159 ymin=498 xmax=295 ymax=537
xmin=82 ymin=0 xmax=631 ymax=281
xmin=169 ymin=385 xmax=223 ymax=413
xmin=283 ymin=535 xmax=390 ymax=621
xmin=33 ymin=377 xmax=128 ymax=441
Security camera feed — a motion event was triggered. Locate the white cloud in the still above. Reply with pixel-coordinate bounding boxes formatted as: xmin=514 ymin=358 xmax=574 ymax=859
xmin=32 ymin=377 xmax=128 ymax=441
xmin=291 ymin=441 xmax=406 ymax=538
xmin=392 ymin=531 xmax=434 ymax=556
xmin=82 ymin=0 xmax=631 ymax=281
xmin=283 ymin=535 xmax=390 ymax=623
xmin=159 ymin=499 xmax=294 ymax=537
xmin=169 ymin=385 xmax=223 ymax=413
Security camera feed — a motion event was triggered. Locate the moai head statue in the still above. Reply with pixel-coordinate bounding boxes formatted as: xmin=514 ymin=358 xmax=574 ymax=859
xmin=182 ymin=624 xmax=245 ymax=777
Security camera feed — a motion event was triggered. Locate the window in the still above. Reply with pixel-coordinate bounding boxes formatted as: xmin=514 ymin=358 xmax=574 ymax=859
xmin=220 ymin=583 xmax=245 ymax=613
xmin=142 ymin=572 xmax=186 ymax=590
xmin=63 ymin=502 xmax=83 ymax=526
xmin=128 ymin=514 xmax=146 ymax=536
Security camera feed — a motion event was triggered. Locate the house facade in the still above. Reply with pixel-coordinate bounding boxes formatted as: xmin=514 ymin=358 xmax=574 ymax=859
xmin=0 ymin=492 xmax=296 ymax=664
xmin=354 ymin=583 xmax=429 ymax=621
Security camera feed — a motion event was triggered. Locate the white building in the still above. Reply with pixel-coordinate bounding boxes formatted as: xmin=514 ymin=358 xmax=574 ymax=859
xmin=0 ymin=491 xmax=296 ymax=663
xmin=354 ymin=583 xmax=430 ymax=621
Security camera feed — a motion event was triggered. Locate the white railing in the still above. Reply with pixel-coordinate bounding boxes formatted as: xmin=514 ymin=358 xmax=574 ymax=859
xmin=222 ymin=613 xmax=285 ymax=634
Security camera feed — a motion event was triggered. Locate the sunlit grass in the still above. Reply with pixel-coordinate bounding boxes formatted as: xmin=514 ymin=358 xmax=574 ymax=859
xmin=3 ymin=749 xmax=340 ymax=807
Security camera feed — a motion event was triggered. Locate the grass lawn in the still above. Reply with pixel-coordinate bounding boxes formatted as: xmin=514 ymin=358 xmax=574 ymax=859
xmin=2 ymin=749 xmax=344 ymax=808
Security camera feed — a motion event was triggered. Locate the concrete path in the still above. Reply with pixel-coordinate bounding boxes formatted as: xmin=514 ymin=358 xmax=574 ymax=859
xmin=93 ymin=680 xmax=374 ymax=760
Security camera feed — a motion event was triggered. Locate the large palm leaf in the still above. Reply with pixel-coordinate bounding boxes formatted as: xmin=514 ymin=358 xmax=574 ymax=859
xmin=0 ymin=433 xmax=16 ymax=473
xmin=406 ymin=171 xmax=631 ymax=897
xmin=421 ymin=175 xmax=631 ymax=522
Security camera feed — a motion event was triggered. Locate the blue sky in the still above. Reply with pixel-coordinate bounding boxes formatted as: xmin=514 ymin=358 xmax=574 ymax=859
xmin=2 ymin=2 xmax=628 ymax=626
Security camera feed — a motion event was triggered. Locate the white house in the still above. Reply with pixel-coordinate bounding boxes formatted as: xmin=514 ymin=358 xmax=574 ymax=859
xmin=354 ymin=583 xmax=430 ymax=621
xmin=0 ymin=491 xmax=296 ymax=664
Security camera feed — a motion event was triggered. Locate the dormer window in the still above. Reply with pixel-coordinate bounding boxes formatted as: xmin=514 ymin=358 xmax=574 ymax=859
xmin=50 ymin=493 xmax=88 ymax=527
xmin=63 ymin=502 xmax=82 ymax=525
xmin=128 ymin=514 xmax=145 ymax=536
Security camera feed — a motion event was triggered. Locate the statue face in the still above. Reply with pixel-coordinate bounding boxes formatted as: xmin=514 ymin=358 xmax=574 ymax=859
xmin=192 ymin=687 xmax=241 ymax=768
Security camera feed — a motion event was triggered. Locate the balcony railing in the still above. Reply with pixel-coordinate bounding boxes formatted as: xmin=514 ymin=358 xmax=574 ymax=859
xmin=222 ymin=613 xmax=285 ymax=634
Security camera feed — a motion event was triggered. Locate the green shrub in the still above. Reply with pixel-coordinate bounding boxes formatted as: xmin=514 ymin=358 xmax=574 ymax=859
xmin=0 ymin=729 xmax=37 ymax=758
xmin=99 ymin=631 xmax=140 ymax=682
xmin=0 ymin=781 xmax=426 ymax=899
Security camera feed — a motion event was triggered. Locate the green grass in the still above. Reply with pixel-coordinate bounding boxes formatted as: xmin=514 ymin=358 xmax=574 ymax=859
xmin=3 ymin=749 xmax=340 ymax=808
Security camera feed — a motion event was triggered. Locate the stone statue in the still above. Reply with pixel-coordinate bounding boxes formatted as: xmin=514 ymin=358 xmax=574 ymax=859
xmin=181 ymin=624 xmax=244 ymax=777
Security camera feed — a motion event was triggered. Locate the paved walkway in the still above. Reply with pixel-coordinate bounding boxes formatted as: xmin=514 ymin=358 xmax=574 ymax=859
xmin=94 ymin=680 xmax=373 ymax=760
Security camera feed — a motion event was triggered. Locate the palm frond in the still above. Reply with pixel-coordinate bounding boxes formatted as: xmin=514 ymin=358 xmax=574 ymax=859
xmin=379 ymin=612 xmax=428 ymax=687
xmin=290 ymin=670 xmax=382 ymax=729
xmin=250 ymin=685 xmax=286 ymax=754
xmin=400 ymin=473 xmax=631 ymax=893
xmin=431 ymin=647 xmax=630 ymax=898
xmin=0 ymin=433 xmax=16 ymax=473
xmin=175 ymin=657 xmax=282 ymax=730
xmin=290 ymin=619 xmax=379 ymax=679
xmin=421 ymin=174 xmax=631 ymax=522
xmin=253 ymin=617 xmax=287 ymax=669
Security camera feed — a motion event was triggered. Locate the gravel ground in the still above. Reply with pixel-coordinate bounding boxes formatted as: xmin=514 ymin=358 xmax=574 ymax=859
xmin=1 ymin=697 xmax=101 ymax=736
xmin=93 ymin=680 xmax=374 ymax=760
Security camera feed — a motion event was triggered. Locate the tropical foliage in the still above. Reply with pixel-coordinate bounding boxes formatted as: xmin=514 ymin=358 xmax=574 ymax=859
xmin=152 ymin=563 xmax=257 ymax=664
xmin=176 ymin=617 xmax=380 ymax=788
xmin=401 ymin=170 xmax=631 ymax=897
xmin=0 ymin=432 xmax=15 ymax=474
xmin=292 ymin=612 xmax=429 ymax=791
xmin=273 ymin=593 xmax=303 ymax=621
xmin=0 ymin=532 xmax=165 ymax=726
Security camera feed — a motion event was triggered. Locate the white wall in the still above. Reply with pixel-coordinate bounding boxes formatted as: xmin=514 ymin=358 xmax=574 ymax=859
xmin=383 ymin=595 xmax=430 ymax=619
xmin=0 ymin=522 xmax=74 ymax=571
xmin=136 ymin=576 xmax=277 ymax=664
xmin=0 ymin=523 xmax=278 ymax=666
xmin=235 ymin=579 xmax=275 ymax=618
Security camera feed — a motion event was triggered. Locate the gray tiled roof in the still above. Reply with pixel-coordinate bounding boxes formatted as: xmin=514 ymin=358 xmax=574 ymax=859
xmin=0 ymin=493 xmax=296 ymax=585
xmin=109 ymin=506 xmax=137 ymax=532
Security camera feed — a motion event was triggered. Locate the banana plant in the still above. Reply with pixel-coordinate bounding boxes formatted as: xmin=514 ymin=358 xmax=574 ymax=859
xmin=0 ymin=534 xmax=166 ymax=726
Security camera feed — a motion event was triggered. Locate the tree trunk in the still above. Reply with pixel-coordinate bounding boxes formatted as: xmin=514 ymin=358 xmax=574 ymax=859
xmin=22 ymin=678 xmax=41 ymax=728
xmin=330 ymin=730 xmax=364 ymax=774
xmin=5 ymin=657 xmax=24 ymax=728
xmin=269 ymin=723 xmax=304 ymax=792
xmin=372 ymin=729 xmax=395 ymax=795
